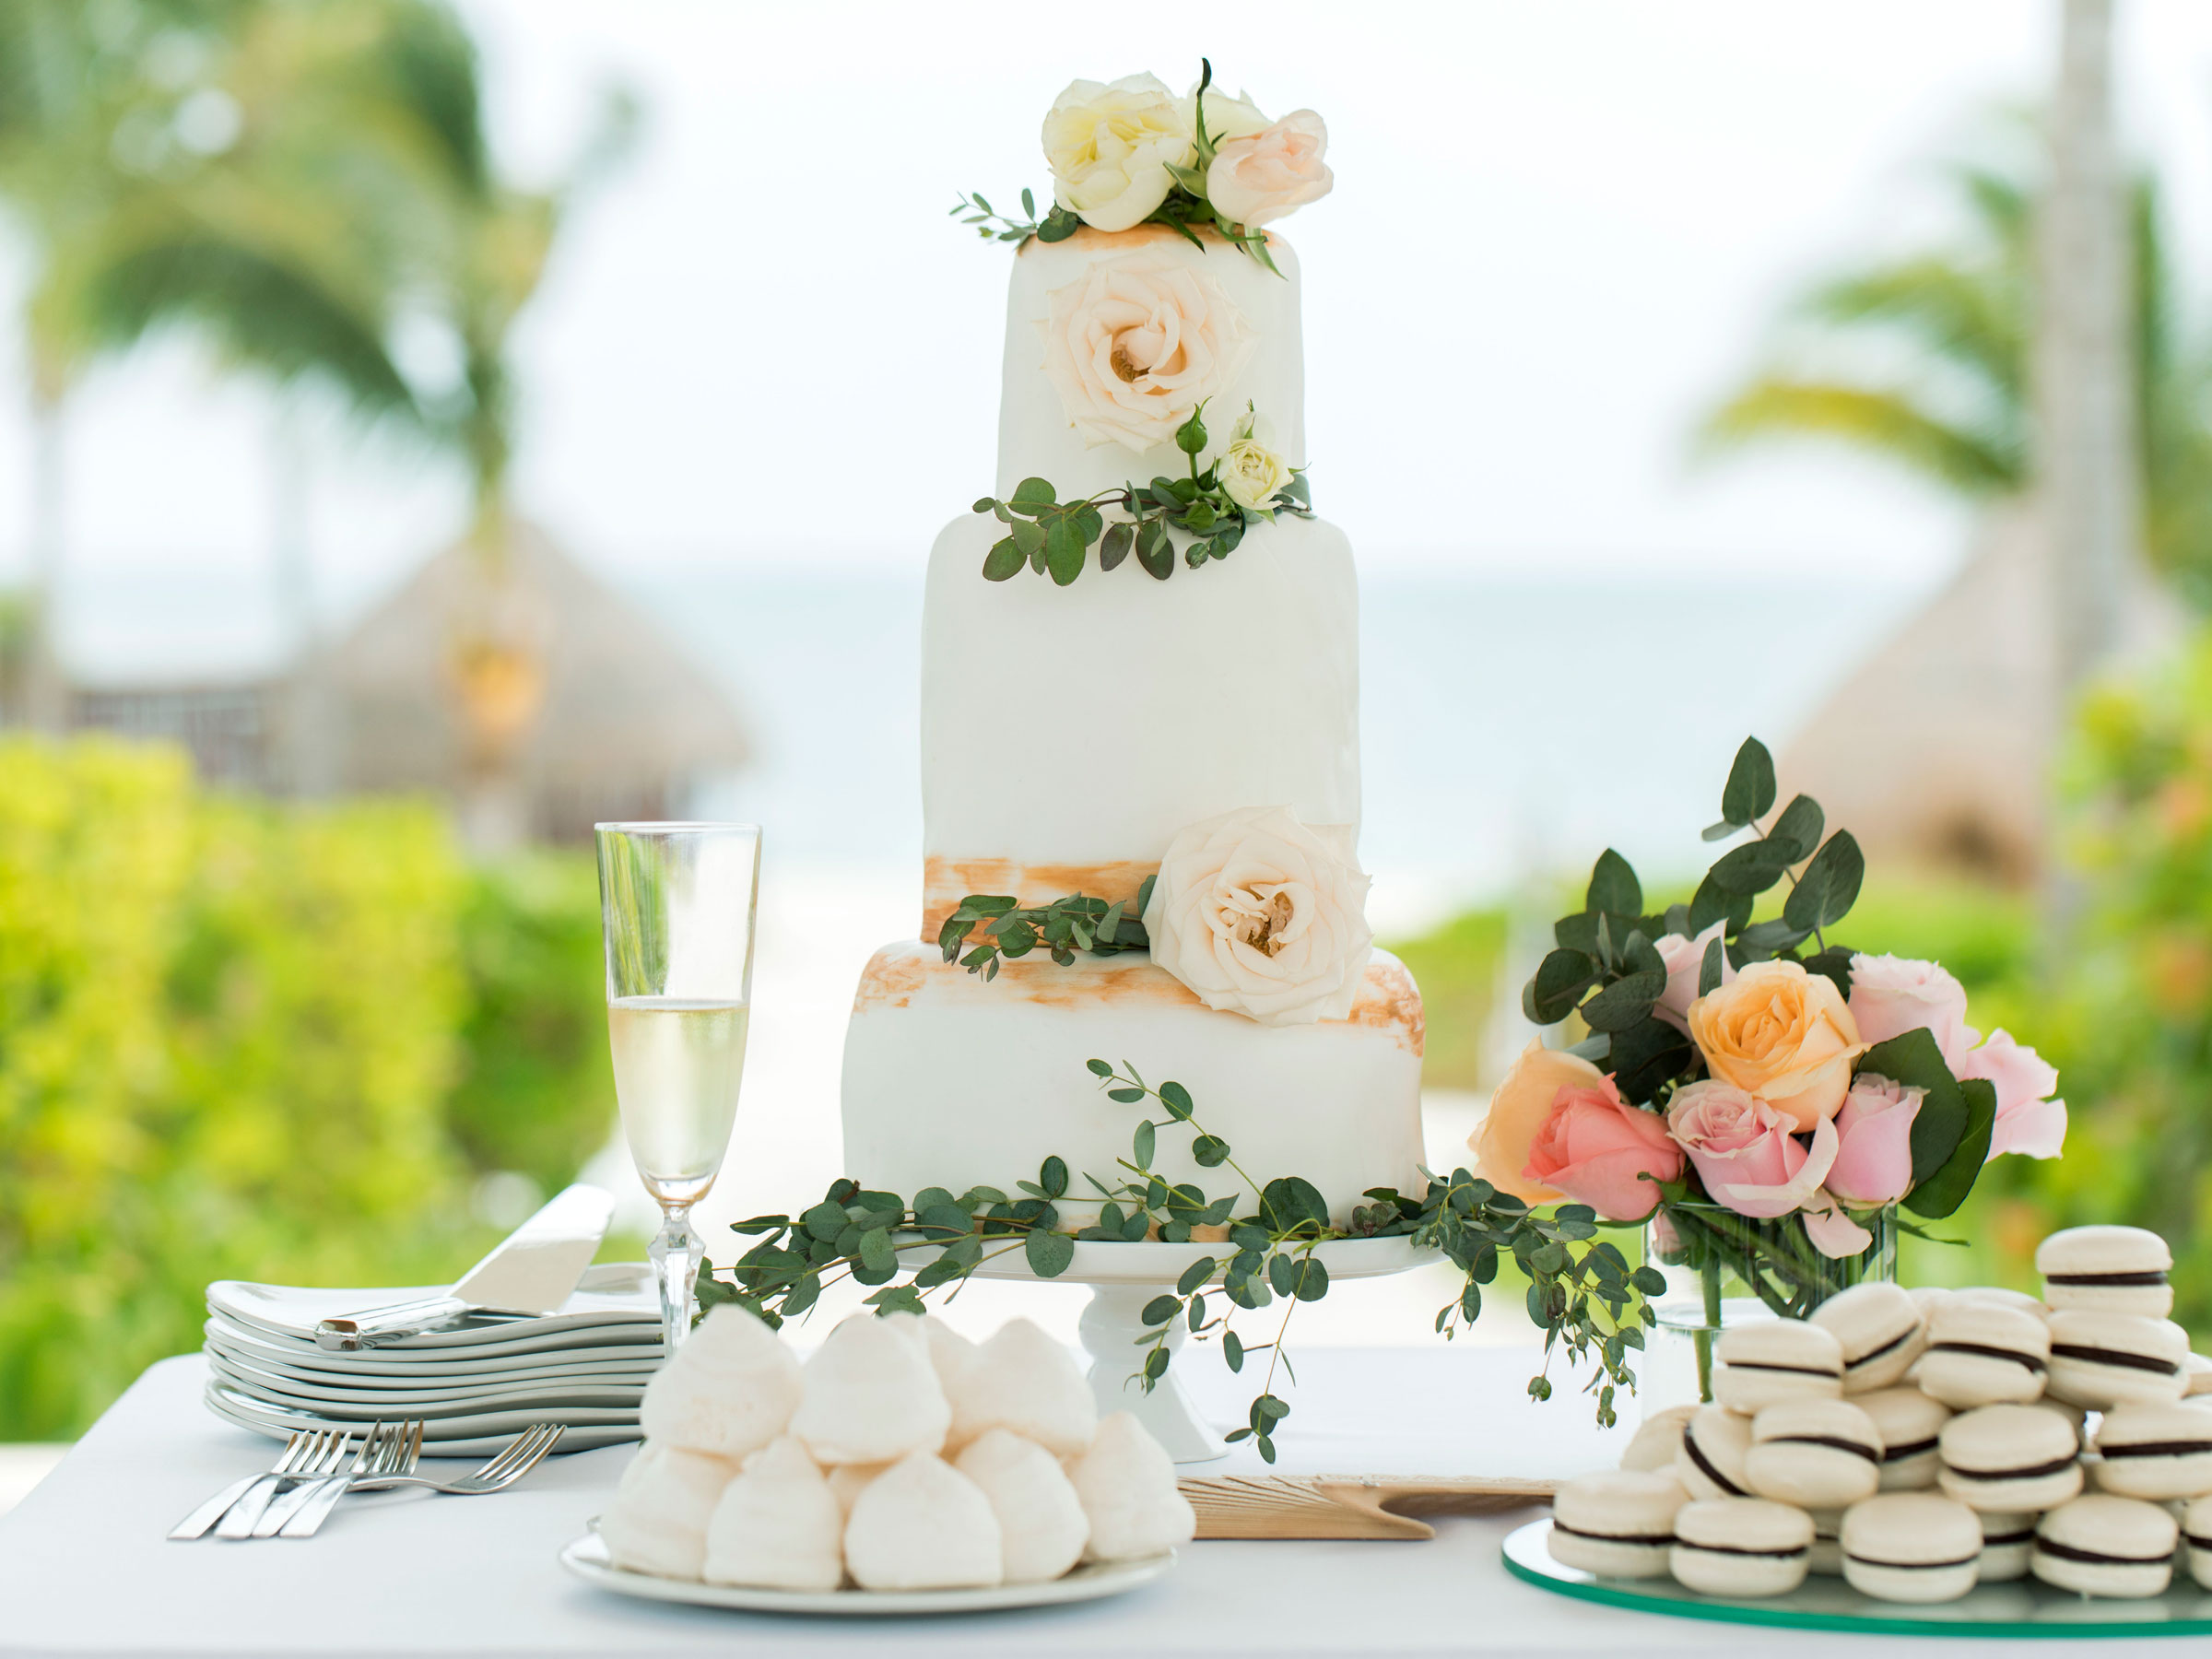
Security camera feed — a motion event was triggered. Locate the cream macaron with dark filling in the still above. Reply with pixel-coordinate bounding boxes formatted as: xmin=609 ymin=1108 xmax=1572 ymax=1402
xmin=1618 ymin=1405 xmax=1697 ymax=1474
xmin=1974 ymin=1510 xmax=2036 ymax=1582
xmin=2044 ymin=1310 xmax=2190 ymax=1409
xmin=1713 ymin=1321 xmax=1843 ymax=1413
xmin=2031 ymin=1494 xmax=2179 ymax=1598
xmin=2090 ymin=1399 xmax=2212 ymax=1500
xmin=1675 ymin=1404 xmax=1755 ymax=1501
xmin=1915 ymin=1302 xmax=2050 ymax=1408
xmin=1546 ymin=1469 xmax=1688 ymax=1579
xmin=2183 ymin=1494 xmax=2212 ymax=1590
xmin=2037 ymin=1224 xmax=2173 ymax=1319
xmin=1840 ymin=1492 xmax=1984 ymax=1604
xmin=1858 ymin=1386 xmax=1951 ymax=1490
xmin=1669 ymin=1499 xmax=1815 ymax=1598
xmin=1811 ymin=1282 xmax=1928 ymax=1394
xmin=1936 ymin=1404 xmax=2084 ymax=1512
xmin=1743 ymin=1398 xmax=1883 ymax=1508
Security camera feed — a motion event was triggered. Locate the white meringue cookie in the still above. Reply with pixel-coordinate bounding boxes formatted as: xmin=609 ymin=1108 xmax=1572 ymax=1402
xmin=955 ymin=1429 xmax=1090 ymax=1583
xmin=827 ymin=1461 xmax=889 ymax=1519
xmin=598 ymin=1441 xmax=738 ymax=1581
xmin=701 ymin=1436 xmax=843 ymax=1592
xmin=638 ymin=1304 xmax=803 ymax=1460
xmin=947 ymin=1317 xmax=1098 ymax=1456
xmin=843 ymin=1451 xmax=1004 ymax=1590
xmin=921 ymin=1315 xmax=979 ymax=1395
xmin=791 ymin=1312 xmax=952 ymax=1465
xmin=1068 ymin=1411 xmax=1196 ymax=1561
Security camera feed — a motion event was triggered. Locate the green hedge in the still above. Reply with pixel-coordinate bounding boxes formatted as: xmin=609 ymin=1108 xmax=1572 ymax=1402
xmin=0 ymin=737 xmax=617 ymax=1439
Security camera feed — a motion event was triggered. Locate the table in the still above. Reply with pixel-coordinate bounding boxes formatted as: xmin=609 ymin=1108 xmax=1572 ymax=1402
xmin=0 ymin=1349 xmax=2188 ymax=1657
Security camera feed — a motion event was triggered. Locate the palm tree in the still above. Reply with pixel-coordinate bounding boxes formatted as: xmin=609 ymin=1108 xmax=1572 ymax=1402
xmin=1701 ymin=121 xmax=2212 ymax=609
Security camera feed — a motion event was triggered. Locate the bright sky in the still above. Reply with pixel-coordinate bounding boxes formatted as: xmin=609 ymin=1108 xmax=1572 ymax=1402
xmin=9 ymin=1 xmax=2212 ymax=619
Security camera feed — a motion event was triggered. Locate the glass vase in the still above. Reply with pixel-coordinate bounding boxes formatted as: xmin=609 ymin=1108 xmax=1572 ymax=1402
xmin=1639 ymin=1203 xmax=1899 ymax=1409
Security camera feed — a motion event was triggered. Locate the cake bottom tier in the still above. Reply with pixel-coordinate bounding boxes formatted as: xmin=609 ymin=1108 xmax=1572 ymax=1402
xmin=839 ymin=943 xmax=1427 ymax=1224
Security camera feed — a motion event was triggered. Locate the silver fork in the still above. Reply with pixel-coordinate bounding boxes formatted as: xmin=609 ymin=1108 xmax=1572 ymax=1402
xmin=253 ymin=1421 xmax=394 ymax=1537
xmin=346 ymin=1423 xmax=565 ymax=1495
xmin=169 ymin=1431 xmax=320 ymax=1540
xmin=214 ymin=1430 xmax=351 ymax=1539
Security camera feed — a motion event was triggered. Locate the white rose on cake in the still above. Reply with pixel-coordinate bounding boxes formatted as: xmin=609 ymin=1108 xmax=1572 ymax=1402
xmin=1215 ymin=406 xmax=1294 ymax=512
xmin=1142 ymin=805 xmax=1374 ymax=1027
xmin=1041 ymin=74 xmax=1194 ymax=233
xmin=1040 ymin=253 xmax=1255 ymax=453
xmin=1206 ymin=110 xmax=1333 ymax=229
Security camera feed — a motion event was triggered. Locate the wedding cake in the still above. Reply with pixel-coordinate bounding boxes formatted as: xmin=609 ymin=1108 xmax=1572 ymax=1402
xmin=841 ymin=71 xmax=1424 ymax=1220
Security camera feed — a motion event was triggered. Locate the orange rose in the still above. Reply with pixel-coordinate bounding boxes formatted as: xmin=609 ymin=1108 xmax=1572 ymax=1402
xmin=1687 ymin=959 xmax=1865 ymax=1131
xmin=1470 ymin=1041 xmax=1606 ymax=1205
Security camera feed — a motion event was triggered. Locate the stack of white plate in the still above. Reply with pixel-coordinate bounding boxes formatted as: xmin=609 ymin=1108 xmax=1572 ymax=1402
xmin=202 ymin=1263 xmax=664 ymax=1455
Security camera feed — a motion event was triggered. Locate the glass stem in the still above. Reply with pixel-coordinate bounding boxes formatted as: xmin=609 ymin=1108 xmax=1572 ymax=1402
xmin=1695 ymin=1251 xmax=1722 ymax=1404
xmin=649 ymin=1203 xmax=701 ymax=1354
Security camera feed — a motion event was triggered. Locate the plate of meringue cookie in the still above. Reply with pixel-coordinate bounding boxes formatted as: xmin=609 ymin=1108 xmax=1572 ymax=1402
xmin=562 ymin=1304 xmax=1191 ymax=1613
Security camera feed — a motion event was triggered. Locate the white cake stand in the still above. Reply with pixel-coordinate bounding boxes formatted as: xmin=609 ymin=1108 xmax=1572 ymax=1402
xmin=968 ymin=1236 xmax=1439 ymax=1464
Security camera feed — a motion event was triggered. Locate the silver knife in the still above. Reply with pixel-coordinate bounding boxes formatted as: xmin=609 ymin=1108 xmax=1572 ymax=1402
xmin=313 ymin=1184 xmax=615 ymax=1350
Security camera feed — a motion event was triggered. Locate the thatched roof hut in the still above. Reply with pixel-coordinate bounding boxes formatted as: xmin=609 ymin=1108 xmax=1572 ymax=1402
xmin=319 ymin=520 xmax=748 ymax=845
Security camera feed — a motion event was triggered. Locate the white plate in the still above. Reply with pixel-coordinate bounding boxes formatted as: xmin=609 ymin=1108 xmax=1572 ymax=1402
xmin=204 ymin=1325 xmax=661 ymax=1386
xmin=205 ymin=1382 xmax=642 ymax=1450
xmin=210 ymin=1357 xmax=646 ymax=1413
xmin=559 ymin=1531 xmax=1175 ymax=1616
xmin=204 ymin=1309 xmax=661 ymax=1364
xmin=207 ymin=1266 xmax=660 ymax=1348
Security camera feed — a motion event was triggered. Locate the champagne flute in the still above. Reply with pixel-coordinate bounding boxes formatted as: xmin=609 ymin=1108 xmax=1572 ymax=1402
xmin=594 ymin=822 xmax=761 ymax=1354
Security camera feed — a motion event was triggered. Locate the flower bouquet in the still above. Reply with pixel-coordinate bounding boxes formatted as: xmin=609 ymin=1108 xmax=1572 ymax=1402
xmin=1475 ymin=739 xmax=2066 ymax=1398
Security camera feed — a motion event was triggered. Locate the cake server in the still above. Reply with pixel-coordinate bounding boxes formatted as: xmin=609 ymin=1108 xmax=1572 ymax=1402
xmin=313 ymin=1184 xmax=616 ymax=1350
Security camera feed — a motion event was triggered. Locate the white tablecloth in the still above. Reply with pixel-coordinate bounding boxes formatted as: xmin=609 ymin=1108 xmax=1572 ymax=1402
xmin=0 ymin=1349 xmax=2180 ymax=1657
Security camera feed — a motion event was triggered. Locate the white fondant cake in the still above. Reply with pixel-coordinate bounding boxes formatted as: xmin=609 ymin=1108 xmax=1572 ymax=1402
xmin=841 ymin=100 xmax=1423 ymax=1221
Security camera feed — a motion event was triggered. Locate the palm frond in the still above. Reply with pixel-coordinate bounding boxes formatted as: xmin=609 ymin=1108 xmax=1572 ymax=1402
xmin=1701 ymin=377 xmax=2024 ymax=494
xmin=1797 ymin=257 xmax=2026 ymax=407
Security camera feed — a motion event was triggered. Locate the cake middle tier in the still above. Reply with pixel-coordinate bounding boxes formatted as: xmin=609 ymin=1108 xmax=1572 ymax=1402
xmin=841 ymin=942 xmax=1427 ymax=1227
xmin=921 ymin=509 xmax=1359 ymax=938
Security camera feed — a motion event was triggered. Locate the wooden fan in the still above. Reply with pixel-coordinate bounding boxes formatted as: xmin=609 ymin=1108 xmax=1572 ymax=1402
xmin=1181 ymin=1474 xmax=1557 ymax=1541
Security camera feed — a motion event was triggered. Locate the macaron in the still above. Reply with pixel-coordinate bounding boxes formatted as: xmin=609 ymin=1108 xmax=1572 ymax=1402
xmin=1937 ymin=1404 xmax=2085 ymax=1512
xmin=1812 ymin=1283 xmax=1928 ymax=1394
xmin=1618 ymin=1405 xmax=1696 ymax=1474
xmin=1858 ymin=1386 xmax=1952 ymax=1490
xmin=2030 ymin=1493 xmax=2178 ymax=1598
xmin=1974 ymin=1509 xmax=2036 ymax=1582
xmin=1675 ymin=1404 xmax=1755 ymax=1500
xmin=2045 ymin=1310 xmax=2189 ymax=1409
xmin=2183 ymin=1494 xmax=2212 ymax=1590
xmin=1840 ymin=1492 xmax=1984 ymax=1604
xmin=2090 ymin=1400 xmax=2212 ymax=1500
xmin=1744 ymin=1398 xmax=1883 ymax=1508
xmin=1806 ymin=1507 xmax=1844 ymax=1575
xmin=1714 ymin=1321 xmax=1843 ymax=1412
xmin=2037 ymin=1225 xmax=2173 ymax=1319
xmin=1547 ymin=1470 xmax=1688 ymax=1579
xmin=2187 ymin=1352 xmax=2212 ymax=1397
xmin=2026 ymin=1394 xmax=2088 ymax=1450
xmin=1947 ymin=1286 xmax=2051 ymax=1321
xmin=1915 ymin=1302 xmax=2050 ymax=1407
xmin=1669 ymin=1498 xmax=1815 ymax=1598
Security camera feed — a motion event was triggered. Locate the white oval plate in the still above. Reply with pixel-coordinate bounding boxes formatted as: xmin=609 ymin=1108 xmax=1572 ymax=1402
xmin=205 ymin=1325 xmax=661 ymax=1386
xmin=207 ymin=1269 xmax=659 ymax=1349
xmin=204 ymin=1382 xmax=641 ymax=1453
xmin=559 ymin=1532 xmax=1174 ymax=1616
xmin=209 ymin=1357 xmax=645 ymax=1413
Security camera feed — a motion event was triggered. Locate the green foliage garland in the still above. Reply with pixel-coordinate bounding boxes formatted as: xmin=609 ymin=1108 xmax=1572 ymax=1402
xmin=703 ymin=1062 xmax=1663 ymax=1457
xmin=936 ymin=881 xmax=1157 ymax=979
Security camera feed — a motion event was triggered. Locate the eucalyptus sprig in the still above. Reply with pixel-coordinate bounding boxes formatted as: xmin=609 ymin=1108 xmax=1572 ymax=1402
xmin=700 ymin=1059 xmax=1663 ymax=1459
xmin=937 ymin=882 xmax=1156 ymax=980
xmin=947 ymin=186 xmax=1080 ymax=246
xmin=973 ymin=401 xmax=1311 ymax=585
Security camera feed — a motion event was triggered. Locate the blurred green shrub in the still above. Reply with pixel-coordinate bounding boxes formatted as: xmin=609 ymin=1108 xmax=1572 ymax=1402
xmin=0 ymin=737 xmax=616 ymax=1439
xmin=1388 ymin=907 xmax=1507 ymax=1091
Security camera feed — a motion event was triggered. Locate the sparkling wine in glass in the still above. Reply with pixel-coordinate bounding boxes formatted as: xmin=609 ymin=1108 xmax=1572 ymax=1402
xmin=594 ymin=822 xmax=761 ymax=1353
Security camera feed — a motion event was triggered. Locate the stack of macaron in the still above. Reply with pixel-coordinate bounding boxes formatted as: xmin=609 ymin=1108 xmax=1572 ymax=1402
xmin=1548 ymin=1225 xmax=2212 ymax=1606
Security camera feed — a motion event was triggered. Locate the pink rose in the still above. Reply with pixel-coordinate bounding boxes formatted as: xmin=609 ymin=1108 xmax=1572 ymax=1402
xmin=1848 ymin=954 xmax=1976 ymax=1070
xmin=1956 ymin=1030 xmax=2065 ymax=1160
xmin=1666 ymin=1078 xmax=1840 ymax=1218
xmin=1654 ymin=922 xmax=1735 ymax=1031
xmin=1205 ymin=111 xmax=1334 ymax=229
xmin=1825 ymin=1074 xmax=1924 ymax=1205
xmin=1801 ymin=1194 xmax=1876 ymax=1259
xmin=1522 ymin=1076 xmax=1683 ymax=1222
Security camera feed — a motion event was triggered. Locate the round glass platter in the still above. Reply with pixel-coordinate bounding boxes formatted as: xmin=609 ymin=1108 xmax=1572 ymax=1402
xmin=1503 ymin=1520 xmax=2212 ymax=1640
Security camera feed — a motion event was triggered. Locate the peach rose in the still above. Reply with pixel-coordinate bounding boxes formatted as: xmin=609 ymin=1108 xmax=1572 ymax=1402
xmin=1688 ymin=959 xmax=1866 ymax=1131
xmin=1848 ymin=953 xmax=1976 ymax=1070
xmin=1665 ymin=1078 xmax=1840 ymax=1219
xmin=1824 ymin=1075 xmax=1924 ymax=1206
xmin=1206 ymin=110 xmax=1333 ymax=229
xmin=1522 ymin=1076 xmax=1682 ymax=1221
xmin=1470 ymin=1041 xmax=1606 ymax=1206
xmin=1654 ymin=922 xmax=1734 ymax=1031
xmin=1039 ymin=252 xmax=1255 ymax=453
xmin=1956 ymin=1029 xmax=2065 ymax=1160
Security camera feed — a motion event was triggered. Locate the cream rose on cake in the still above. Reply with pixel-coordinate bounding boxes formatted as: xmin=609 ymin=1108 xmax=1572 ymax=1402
xmin=1041 ymin=74 xmax=1194 ymax=232
xmin=1040 ymin=253 xmax=1255 ymax=453
xmin=1141 ymin=805 xmax=1372 ymax=1027
xmin=1206 ymin=110 xmax=1333 ymax=229
xmin=1216 ymin=407 xmax=1293 ymax=511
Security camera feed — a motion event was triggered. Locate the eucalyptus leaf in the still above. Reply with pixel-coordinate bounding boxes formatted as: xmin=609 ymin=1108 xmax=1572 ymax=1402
xmin=1721 ymin=736 xmax=1777 ymax=826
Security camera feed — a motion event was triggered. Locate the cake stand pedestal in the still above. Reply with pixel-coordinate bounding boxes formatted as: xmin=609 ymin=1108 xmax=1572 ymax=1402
xmin=970 ymin=1236 xmax=1438 ymax=1464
